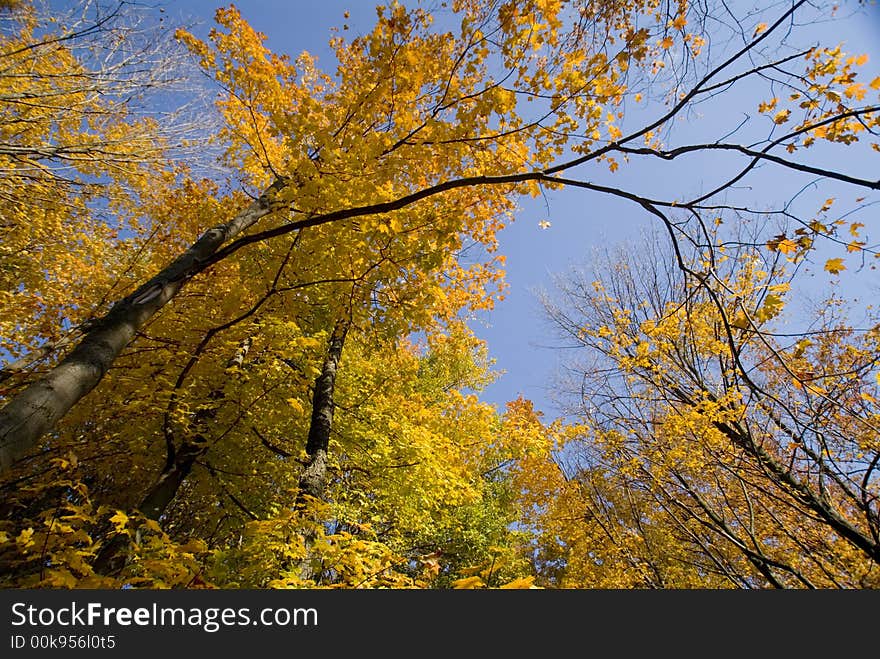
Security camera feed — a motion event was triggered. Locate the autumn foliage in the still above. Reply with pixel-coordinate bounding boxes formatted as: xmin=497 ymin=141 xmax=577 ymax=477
xmin=0 ymin=0 xmax=877 ymax=588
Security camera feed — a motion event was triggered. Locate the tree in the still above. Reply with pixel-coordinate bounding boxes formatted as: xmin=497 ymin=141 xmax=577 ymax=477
xmin=0 ymin=0 xmax=214 ymax=465
xmin=1 ymin=0 xmax=878 ymax=588
xmin=539 ymin=227 xmax=879 ymax=587
xmin=4 ymin=0 xmax=876 ymax=469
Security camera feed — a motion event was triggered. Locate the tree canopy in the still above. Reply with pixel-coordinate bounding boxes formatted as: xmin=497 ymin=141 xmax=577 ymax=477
xmin=0 ymin=0 xmax=877 ymax=589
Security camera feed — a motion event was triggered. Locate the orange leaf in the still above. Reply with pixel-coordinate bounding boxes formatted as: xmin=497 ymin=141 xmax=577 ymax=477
xmin=824 ymin=258 xmax=845 ymax=275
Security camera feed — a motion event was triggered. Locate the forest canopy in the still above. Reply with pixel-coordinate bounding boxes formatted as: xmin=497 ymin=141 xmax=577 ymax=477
xmin=0 ymin=0 xmax=877 ymax=589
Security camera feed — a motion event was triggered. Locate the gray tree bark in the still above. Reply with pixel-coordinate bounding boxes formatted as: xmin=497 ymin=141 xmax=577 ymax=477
xmin=0 ymin=179 xmax=286 ymax=473
xmin=297 ymin=318 xmax=349 ymax=505
xmin=296 ymin=318 xmax=349 ymax=583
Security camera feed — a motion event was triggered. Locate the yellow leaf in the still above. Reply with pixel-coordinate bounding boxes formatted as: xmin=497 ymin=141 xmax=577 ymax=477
xmin=806 ymin=383 xmax=828 ymax=396
xmin=792 ymin=338 xmax=812 ymax=359
xmin=756 ymin=293 xmax=785 ymax=322
xmin=844 ymin=83 xmax=866 ymax=100
xmin=758 ymin=98 xmax=778 ymax=113
xmin=659 ymin=36 xmax=674 ymax=50
xmin=871 ymin=77 xmax=880 ymax=91
xmin=537 ymin=220 xmax=551 ymax=229
xmin=422 ymin=556 xmax=441 ymax=577
xmin=109 ymin=511 xmax=129 ymax=531
xmin=16 ymin=528 xmax=35 ymax=549
xmin=499 ymin=576 xmax=539 ymax=589
xmin=823 ymin=258 xmax=845 ymax=275
xmin=286 ymin=398 xmax=305 ymax=415
xmin=730 ymin=312 xmax=750 ymax=330
xmin=42 ymin=569 xmax=79 ymax=589
xmin=776 ymin=239 xmax=797 ymax=254
xmin=452 ymin=575 xmax=485 ymax=589
xmin=753 ymin=22 xmax=768 ymax=36
xmin=766 ymin=234 xmax=797 ymax=254
xmin=772 ymin=109 xmax=791 ymax=124
xmin=179 ymin=538 xmax=209 ymax=553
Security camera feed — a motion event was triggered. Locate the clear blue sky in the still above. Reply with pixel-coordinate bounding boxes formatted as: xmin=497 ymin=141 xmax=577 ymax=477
xmin=171 ymin=1 xmax=880 ymax=418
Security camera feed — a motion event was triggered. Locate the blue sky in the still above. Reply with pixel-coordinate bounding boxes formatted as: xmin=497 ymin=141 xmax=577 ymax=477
xmin=171 ymin=1 xmax=880 ymax=418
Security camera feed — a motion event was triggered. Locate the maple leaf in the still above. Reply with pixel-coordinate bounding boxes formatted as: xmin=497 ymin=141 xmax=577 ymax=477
xmin=758 ymin=98 xmax=778 ymax=113
xmin=109 ymin=511 xmax=130 ymax=532
xmin=756 ymin=293 xmax=785 ymax=322
xmin=824 ymin=258 xmax=846 ymax=274
xmin=766 ymin=234 xmax=797 ymax=254
xmin=772 ymin=109 xmax=791 ymax=124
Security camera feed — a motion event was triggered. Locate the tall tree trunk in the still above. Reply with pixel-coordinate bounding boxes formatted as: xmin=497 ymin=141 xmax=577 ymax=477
xmin=0 ymin=179 xmax=286 ymax=473
xmin=297 ymin=318 xmax=349 ymax=505
xmin=296 ymin=318 xmax=349 ymax=583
